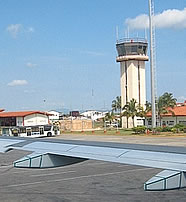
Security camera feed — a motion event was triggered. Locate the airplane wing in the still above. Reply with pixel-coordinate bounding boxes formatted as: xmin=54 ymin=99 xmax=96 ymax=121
xmin=0 ymin=136 xmax=186 ymax=191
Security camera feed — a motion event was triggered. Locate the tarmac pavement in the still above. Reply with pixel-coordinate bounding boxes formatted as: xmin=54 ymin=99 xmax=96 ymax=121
xmin=0 ymin=135 xmax=186 ymax=201
xmin=56 ymin=133 xmax=186 ymax=147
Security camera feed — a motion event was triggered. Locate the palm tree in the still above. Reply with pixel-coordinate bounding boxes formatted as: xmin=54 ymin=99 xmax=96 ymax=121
xmin=157 ymin=92 xmax=177 ymax=126
xmin=140 ymin=101 xmax=152 ymax=124
xmin=145 ymin=101 xmax=152 ymax=114
xmin=104 ymin=111 xmax=115 ymax=124
xmin=136 ymin=105 xmax=146 ymax=118
xmin=145 ymin=93 xmax=177 ymax=127
xmin=122 ymin=98 xmax=138 ymax=128
xmin=161 ymin=92 xmax=177 ymax=108
xmin=122 ymin=108 xmax=130 ymax=128
xmin=112 ymin=96 xmax=121 ymax=114
xmin=112 ymin=96 xmax=121 ymax=126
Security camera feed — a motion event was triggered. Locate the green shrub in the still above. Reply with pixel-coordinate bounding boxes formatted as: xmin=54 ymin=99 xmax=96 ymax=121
xmin=174 ymin=124 xmax=185 ymax=132
xmin=174 ymin=124 xmax=184 ymax=128
xmin=162 ymin=126 xmax=172 ymax=132
xmin=155 ymin=127 xmax=163 ymax=132
xmin=132 ymin=126 xmax=146 ymax=134
xmin=171 ymin=128 xmax=177 ymax=133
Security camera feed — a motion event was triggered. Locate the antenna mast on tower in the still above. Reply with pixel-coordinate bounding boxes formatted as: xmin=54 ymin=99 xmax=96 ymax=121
xmin=149 ymin=0 xmax=157 ymax=128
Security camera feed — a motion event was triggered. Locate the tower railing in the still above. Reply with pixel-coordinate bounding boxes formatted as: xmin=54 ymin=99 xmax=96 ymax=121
xmin=116 ymin=37 xmax=147 ymax=44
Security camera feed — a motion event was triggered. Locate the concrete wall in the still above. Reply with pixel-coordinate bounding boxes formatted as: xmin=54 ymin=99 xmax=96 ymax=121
xmin=59 ymin=120 xmax=92 ymax=131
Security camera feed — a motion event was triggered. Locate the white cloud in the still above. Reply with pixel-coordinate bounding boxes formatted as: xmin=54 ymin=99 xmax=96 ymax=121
xmin=6 ymin=24 xmax=35 ymax=38
xmin=6 ymin=24 xmax=22 ymax=38
xmin=125 ymin=14 xmax=149 ymax=29
xmin=8 ymin=80 xmax=28 ymax=86
xmin=125 ymin=8 xmax=186 ymax=30
xmin=26 ymin=62 xmax=37 ymax=68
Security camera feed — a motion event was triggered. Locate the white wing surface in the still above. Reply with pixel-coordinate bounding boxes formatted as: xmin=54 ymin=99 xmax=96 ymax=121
xmin=1 ymin=137 xmax=186 ymax=191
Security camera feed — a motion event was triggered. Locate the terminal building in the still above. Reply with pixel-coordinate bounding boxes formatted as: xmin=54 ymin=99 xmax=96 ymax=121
xmin=146 ymin=101 xmax=186 ymax=127
xmin=0 ymin=111 xmax=50 ymax=127
xmin=116 ymin=38 xmax=149 ymax=128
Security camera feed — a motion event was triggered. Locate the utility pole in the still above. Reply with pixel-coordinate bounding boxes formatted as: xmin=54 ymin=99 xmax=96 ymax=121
xmin=148 ymin=0 xmax=157 ymax=129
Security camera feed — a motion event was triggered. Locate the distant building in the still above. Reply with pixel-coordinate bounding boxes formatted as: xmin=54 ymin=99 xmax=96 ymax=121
xmin=47 ymin=110 xmax=61 ymax=121
xmin=146 ymin=102 xmax=186 ymax=127
xmin=81 ymin=110 xmax=108 ymax=121
xmin=69 ymin=111 xmax=80 ymax=117
xmin=0 ymin=111 xmax=50 ymax=127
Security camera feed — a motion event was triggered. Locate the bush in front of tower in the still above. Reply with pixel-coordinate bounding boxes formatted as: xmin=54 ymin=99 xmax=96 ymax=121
xmin=132 ymin=126 xmax=146 ymax=134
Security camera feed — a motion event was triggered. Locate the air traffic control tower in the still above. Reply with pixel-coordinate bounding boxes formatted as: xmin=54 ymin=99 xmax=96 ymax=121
xmin=116 ymin=38 xmax=149 ymax=128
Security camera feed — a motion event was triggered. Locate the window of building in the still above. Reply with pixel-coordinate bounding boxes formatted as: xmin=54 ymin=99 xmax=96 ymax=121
xmin=179 ymin=121 xmax=186 ymax=126
xmin=162 ymin=121 xmax=166 ymax=126
xmin=0 ymin=117 xmax=16 ymax=126
xmin=148 ymin=120 xmax=152 ymax=125
xmin=168 ymin=121 xmax=174 ymax=126
xmin=131 ymin=45 xmax=137 ymax=53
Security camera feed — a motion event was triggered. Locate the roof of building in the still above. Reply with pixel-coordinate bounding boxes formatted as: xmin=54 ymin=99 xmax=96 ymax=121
xmin=0 ymin=111 xmax=50 ymax=118
xmin=0 ymin=109 xmax=4 ymax=113
xmin=147 ymin=105 xmax=186 ymax=117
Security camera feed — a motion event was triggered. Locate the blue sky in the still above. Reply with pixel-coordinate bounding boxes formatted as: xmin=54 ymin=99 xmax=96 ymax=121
xmin=0 ymin=0 xmax=186 ymax=112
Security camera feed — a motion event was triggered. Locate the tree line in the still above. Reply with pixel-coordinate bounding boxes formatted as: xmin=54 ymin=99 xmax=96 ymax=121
xmin=106 ymin=92 xmax=177 ymax=128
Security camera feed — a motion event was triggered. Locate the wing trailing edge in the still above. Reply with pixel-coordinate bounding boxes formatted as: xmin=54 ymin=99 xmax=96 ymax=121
xmin=145 ymin=170 xmax=186 ymax=191
xmin=14 ymin=152 xmax=87 ymax=168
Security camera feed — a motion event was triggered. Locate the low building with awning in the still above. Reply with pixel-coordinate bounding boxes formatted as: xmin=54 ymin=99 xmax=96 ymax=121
xmin=146 ymin=102 xmax=186 ymax=127
xmin=0 ymin=111 xmax=50 ymax=127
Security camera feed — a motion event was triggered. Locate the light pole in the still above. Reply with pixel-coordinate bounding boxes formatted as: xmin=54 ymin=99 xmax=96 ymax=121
xmin=148 ymin=0 xmax=157 ymax=129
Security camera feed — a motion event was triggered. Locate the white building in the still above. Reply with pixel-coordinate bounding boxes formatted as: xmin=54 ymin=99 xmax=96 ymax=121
xmin=0 ymin=111 xmax=50 ymax=127
xmin=47 ymin=110 xmax=61 ymax=121
xmin=116 ymin=38 xmax=149 ymax=128
xmin=81 ymin=110 xmax=107 ymax=121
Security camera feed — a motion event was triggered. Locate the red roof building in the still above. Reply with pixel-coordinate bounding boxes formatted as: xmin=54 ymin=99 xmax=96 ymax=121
xmin=146 ymin=105 xmax=186 ymax=117
xmin=0 ymin=111 xmax=50 ymax=127
xmin=146 ymin=104 xmax=186 ymax=127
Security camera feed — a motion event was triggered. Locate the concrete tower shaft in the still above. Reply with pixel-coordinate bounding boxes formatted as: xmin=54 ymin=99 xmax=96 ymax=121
xmin=116 ymin=38 xmax=149 ymax=128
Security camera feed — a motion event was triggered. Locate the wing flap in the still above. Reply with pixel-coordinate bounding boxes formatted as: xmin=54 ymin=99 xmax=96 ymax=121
xmin=144 ymin=170 xmax=186 ymax=191
xmin=14 ymin=152 xmax=87 ymax=168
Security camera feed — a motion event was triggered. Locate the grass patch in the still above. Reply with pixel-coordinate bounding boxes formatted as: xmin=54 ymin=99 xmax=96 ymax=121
xmin=60 ymin=129 xmax=186 ymax=137
xmin=61 ymin=129 xmax=134 ymax=136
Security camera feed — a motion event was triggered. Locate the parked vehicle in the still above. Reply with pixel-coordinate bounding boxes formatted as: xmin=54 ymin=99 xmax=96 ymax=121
xmin=1 ymin=125 xmax=60 ymax=137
